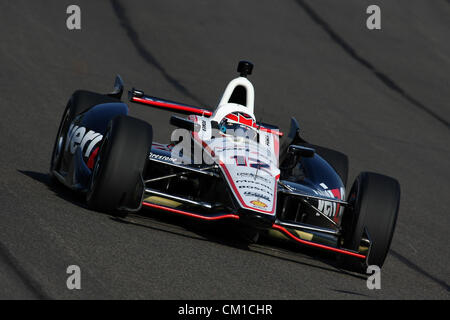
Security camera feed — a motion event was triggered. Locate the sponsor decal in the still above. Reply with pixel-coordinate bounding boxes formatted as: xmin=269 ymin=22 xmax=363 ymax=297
xmin=65 ymin=124 xmax=103 ymax=157
xmin=316 ymin=186 xmax=345 ymax=221
xmin=235 ymin=179 xmax=272 ymax=191
xmin=236 ymin=172 xmax=272 ymax=184
xmin=317 ymin=198 xmax=336 ymax=218
xmin=238 ymin=185 xmax=272 ymax=196
xmin=149 ymin=152 xmax=176 ymax=162
xmin=244 ymin=192 xmax=270 ymax=202
xmin=250 ymin=200 xmax=268 ymax=208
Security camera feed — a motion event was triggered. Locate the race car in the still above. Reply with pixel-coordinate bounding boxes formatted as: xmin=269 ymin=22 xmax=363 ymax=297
xmin=50 ymin=61 xmax=400 ymax=272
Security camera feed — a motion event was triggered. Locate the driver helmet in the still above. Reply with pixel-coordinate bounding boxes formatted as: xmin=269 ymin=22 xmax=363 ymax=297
xmin=218 ymin=113 xmax=257 ymax=141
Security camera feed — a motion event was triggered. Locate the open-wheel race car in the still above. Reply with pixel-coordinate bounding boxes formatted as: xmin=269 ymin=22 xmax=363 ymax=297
xmin=50 ymin=61 xmax=400 ymax=272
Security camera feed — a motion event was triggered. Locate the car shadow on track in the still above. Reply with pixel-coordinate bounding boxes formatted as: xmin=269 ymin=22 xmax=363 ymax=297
xmin=18 ymin=170 xmax=88 ymax=208
xmin=19 ymin=169 xmax=367 ymax=281
xmin=113 ymin=210 xmax=367 ymax=281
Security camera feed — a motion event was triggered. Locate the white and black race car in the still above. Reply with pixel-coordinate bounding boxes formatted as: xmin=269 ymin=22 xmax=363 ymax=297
xmin=50 ymin=61 xmax=400 ymax=272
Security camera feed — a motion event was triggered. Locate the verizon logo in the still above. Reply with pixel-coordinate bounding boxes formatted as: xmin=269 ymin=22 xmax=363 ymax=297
xmin=65 ymin=124 xmax=103 ymax=157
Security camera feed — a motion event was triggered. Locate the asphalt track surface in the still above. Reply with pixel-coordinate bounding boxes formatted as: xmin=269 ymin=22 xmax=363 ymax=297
xmin=0 ymin=0 xmax=449 ymax=299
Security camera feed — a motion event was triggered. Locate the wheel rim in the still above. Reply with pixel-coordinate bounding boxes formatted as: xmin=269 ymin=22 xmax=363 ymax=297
xmin=86 ymin=129 xmax=110 ymax=202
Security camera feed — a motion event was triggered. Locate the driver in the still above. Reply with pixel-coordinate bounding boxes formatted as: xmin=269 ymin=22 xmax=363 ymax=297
xmin=218 ymin=114 xmax=258 ymax=141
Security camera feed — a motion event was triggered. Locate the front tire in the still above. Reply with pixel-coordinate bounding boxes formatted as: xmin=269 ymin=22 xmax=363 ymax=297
xmin=86 ymin=115 xmax=153 ymax=215
xmin=341 ymin=172 xmax=400 ymax=271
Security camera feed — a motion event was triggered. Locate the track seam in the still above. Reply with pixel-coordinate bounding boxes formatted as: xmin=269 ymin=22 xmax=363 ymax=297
xmin=110 ymin=0 xmax=208 ymax=107
xmin=0 ymin=240 xmax=50 ymax=299
xmin=390 ymin=249 xmax=449 ymax=292
xmin=295 ymin=0 xmax=449 ymax=129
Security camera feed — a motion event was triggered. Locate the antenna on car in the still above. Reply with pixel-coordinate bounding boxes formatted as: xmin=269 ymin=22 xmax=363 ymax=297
xmin=237 ymin=60 xmax=253 ymax=78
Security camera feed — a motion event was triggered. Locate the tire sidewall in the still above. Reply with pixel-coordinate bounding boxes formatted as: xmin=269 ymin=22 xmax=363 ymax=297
xmin=345 ymin=172 xmax=400 ymax=268
xmin=86 ymin=115 xmax=153 ymax=214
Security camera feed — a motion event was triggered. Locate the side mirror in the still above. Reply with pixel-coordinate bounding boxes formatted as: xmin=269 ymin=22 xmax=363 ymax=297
xmin=170 ymin=115 xmax=200 ymax=132
xmin=108 ymin=75 xmax=124 ymax=99
xmin=288 ymin=145 xmax=315 ymax=158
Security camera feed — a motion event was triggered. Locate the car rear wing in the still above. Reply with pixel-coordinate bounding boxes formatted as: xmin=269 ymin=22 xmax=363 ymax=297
xmin=128 ymin=87 xmax=283 ymax=136
xmin=129 ymin=88 xmax=213 ymax=116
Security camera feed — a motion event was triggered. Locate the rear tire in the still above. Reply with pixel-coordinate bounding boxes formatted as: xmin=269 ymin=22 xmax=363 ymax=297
xmin=341 ymin=172 xmax=400 ymax=272
xmin=86 ymin=115 xmax=153 ymax=215
xmin=308 ymin=144 xmax=348 ymax=187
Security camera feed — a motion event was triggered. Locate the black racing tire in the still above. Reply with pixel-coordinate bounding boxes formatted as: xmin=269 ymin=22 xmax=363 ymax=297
xmin=50 ymin=90 xmax=119 ymax=178
xmin=341 ymin=172 xmax=400 ymax=272
xmin=306 ymin=144 xmax=348 ymax=187
xmin=86 ymin=115 xmax=153 ymax=216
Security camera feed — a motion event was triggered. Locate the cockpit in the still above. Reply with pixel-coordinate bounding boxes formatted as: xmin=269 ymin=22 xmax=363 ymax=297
xmin=218 ymin=112 xmax=258 ymax=141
